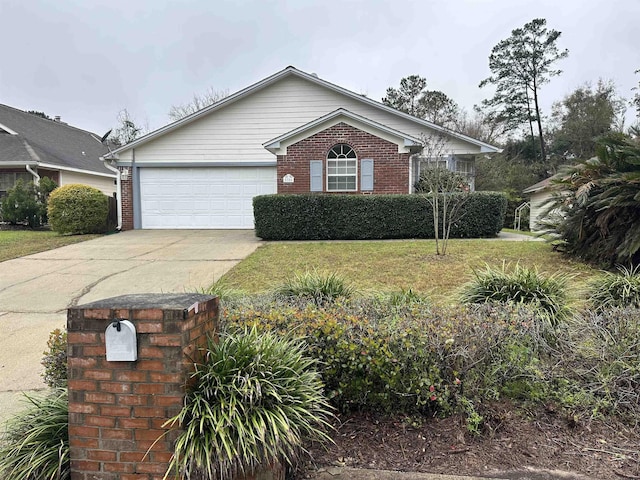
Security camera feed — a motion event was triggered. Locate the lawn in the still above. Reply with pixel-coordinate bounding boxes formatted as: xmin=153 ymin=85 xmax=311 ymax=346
xmin=0 ymin=230 xmax=101 ymax=262
xmin=221 ymin=239 xmax=599 ymax=305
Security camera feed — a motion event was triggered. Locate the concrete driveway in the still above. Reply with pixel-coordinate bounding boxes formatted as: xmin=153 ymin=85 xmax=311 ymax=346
xmin=0 ymin=229 xmax=261 ymax=423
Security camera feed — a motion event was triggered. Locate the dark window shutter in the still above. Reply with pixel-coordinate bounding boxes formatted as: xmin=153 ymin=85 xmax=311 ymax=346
xmin=310 ymin=160 xmax=323 ymax=192
xmin=361 ymin=158 xmax=374 ymax=191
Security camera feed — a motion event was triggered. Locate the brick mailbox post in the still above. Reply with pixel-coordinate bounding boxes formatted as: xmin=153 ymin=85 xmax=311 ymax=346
xmin=67 ymin=293 xmax=218 ymax=480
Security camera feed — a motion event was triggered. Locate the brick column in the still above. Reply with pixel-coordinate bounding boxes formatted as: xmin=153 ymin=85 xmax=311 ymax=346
xmin=67 ymin=293 xmax=218 ymax=480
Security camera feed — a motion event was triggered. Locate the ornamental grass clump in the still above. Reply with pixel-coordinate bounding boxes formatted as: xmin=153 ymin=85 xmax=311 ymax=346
xmin=0 ymin=389 xmax=69 ymax=480
xmin=459 ymin=263 xmax=572 ymax=326
xmin=274 ymin=269 xmax=356 ymax=306
xmin=164 ymin=328 xmax=333 ymax=480
xmin=588 ymin=265 xmax=640 ymax=312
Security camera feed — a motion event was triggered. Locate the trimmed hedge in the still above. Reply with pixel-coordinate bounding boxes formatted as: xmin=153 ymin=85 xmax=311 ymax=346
xmin=48 ymin=184 xmax=109 ymax=234
xmin=253 ymin=193 xmax=507 ymax=240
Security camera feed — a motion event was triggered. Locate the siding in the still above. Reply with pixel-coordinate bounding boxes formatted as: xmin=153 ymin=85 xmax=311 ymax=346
xmin=60 ymin=171 xmax=117 ymax=196
xmin=529 ymin=190 xmax=551 ymax=232
xmin=126 ymin=75 xmax=482 ymax=164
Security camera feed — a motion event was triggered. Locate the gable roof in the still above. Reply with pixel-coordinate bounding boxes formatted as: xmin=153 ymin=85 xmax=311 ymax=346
xmin=263 ymin=108 xmax=424 ymax=153
xmin=107 ymin=66 xmax=501 ymax=157
xmin=0 ymin=104 xmax=114 ymax=176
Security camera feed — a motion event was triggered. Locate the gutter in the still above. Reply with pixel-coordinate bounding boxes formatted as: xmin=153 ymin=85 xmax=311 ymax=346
xmin=100 ymin=157 xmax=122 ymax=231
xmin=25 ymin=164 xmax=40 ymax=185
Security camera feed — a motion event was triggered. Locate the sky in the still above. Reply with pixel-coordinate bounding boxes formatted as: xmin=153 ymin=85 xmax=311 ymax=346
xmin=1 ymin=0 xmax=639 ymax=136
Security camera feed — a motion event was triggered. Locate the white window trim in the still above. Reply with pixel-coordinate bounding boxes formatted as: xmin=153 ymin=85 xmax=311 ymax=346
xmin=326 ymin=144 xmax=358 ymax=192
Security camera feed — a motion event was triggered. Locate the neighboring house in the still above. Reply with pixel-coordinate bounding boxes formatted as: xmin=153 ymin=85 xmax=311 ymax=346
xmin=523 ymin=177 xmax=554 ymax=232
xmin=0 ymin=104 xmax=117 ymax=200
xmin=105 ymin=66 xmax=500 ymax=230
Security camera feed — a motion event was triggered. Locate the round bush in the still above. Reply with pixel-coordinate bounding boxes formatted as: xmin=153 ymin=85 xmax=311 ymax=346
xmin=47 ymin=184 xmax=108 ymax=234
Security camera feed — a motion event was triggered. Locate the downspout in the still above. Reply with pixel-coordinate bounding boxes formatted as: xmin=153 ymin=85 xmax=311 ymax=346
xmin=101 ymin=157 xmax=122 ymax=231
xmin=25 ymin=164 xmax=40 ymax=185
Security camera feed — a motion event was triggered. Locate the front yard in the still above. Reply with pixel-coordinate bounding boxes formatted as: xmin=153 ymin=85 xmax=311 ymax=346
xmin=0 ymin=230 xmax=101 ymax=262
xmin=221 ymin=239 xmax=598 ymax=304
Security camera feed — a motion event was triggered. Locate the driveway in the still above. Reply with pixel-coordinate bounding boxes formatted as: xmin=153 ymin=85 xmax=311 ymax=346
xmin=0 ymin=229 xmax=260 ymax=424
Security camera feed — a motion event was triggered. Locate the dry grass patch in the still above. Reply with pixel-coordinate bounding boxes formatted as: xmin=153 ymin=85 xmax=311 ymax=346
xmin=222 ymin=239 xmax=597 ymax=305
xmin=0 ymin=230 xmax=101 ymax=262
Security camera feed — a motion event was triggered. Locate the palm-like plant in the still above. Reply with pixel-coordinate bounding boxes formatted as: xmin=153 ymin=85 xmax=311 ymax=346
xmin=541 ymin=133 xmax=640 ymax=267
xmin=0 ymin=389 xmax=69 ymax=480
xmin=164 ymin=329 xmax=333 ymax=480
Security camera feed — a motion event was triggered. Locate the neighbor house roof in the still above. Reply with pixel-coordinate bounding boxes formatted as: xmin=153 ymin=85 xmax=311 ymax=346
xmin=523 ymin=176 xmax=557 ymax=194
xmin=107 ymin=66 xmax=501 ymax=157
xmin=0 ymin=104 xmax=114 ymax=176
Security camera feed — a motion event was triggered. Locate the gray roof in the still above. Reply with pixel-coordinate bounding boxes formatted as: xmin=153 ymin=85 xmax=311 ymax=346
xmin=0 ymin=104 xmax=113 ymax=176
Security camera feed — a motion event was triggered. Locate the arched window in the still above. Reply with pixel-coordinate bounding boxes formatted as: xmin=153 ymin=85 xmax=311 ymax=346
xmin=327 ymin=144 xmax=357 ymax=191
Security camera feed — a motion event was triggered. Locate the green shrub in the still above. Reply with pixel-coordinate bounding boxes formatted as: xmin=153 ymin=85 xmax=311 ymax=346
xmin=165 ymin=329 xmax=333 ymax=480
xmin=459 ymin=263 xmax=572 ymax=326
xmin=197 ymin=278 xmax=244 ymax=302
xmin=589 ymin=265 xmax=640 ymax=312
xmin=0 ymin=178 xmax=59 ymax=227
xmin=0 ymin=180 xmax=42 ymax=227
xmin=275 ymin=270 xmax=356 ymax=306
xmin=0 ymin=389 xmax=69 ymax=480
xmin=47 ymin=184 xmax=109 ymax=234
xmin=222 ymin=298 xmax=550 ymax=416
xmin=253 ymin=193 xmax=506 ymax=240
xmin=42 ymin=329 xmax=67 ymax=388
xmin=560 ymin=308 xmax=640 ymax=419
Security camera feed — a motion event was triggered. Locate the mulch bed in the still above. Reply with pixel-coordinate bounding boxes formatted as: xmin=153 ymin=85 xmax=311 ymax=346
xmin=301 ymin=403 xmax=640 ymax=479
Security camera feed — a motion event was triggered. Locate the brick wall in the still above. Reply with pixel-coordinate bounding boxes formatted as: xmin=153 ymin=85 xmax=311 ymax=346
xmin=119 ymin=167 xmax=133 ymax=231
xmin=277 ymin=122 xmax=411 ymax=194
xmin=67 ymin=293 xmax=218 ymax=480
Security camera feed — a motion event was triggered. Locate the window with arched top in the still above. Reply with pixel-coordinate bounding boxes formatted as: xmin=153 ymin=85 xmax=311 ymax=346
xmin=327 ymin=144 xmax=357 ymax=191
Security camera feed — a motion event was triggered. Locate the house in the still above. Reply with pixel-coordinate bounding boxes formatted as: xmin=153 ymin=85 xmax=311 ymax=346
xmin=105 ymin=66 xmax=500 ymax=230
xmin=523 ymin=177 xmax=553 ymax=232
xmin=0 ymin=104 xmax=117 ymax=200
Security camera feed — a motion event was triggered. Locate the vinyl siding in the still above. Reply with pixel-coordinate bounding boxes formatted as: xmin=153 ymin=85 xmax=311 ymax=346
xmin=529 ymin=190 xmax=552 ymax=232
xmin=60 ymin=170 xmax=117 ymax=196
xmin=128 ymin=76 xmax=481 ymax=164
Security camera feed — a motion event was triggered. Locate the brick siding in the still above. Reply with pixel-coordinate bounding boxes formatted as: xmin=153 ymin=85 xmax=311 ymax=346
xmin=119 ymin=168 xmax=133 ymax=231
xmin=67 ymin=294 xmax=218 ymax=480
xmin=277 ymin=122 xmax=411 ymax=194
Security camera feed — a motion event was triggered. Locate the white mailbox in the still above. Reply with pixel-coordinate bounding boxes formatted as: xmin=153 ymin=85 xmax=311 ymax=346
xmin=105 ymin=320 xmax=137 ymax=362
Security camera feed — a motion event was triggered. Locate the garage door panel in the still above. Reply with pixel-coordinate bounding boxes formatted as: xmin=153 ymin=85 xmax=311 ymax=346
xmin=139 ymin=167 xmax=276 ymax=229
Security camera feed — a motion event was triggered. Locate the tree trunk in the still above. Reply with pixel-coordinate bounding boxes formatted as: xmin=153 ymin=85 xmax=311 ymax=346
xmin=532 ymin=78 xmax=546 ymax=162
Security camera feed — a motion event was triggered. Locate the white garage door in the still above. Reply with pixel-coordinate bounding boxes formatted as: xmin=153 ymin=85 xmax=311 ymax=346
xmin=139 ymin=167 xmax=277 ymax=229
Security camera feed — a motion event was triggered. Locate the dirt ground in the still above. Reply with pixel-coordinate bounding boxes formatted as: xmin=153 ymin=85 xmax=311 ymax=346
xmin=301 ymin=403 xmax=640 ymax=479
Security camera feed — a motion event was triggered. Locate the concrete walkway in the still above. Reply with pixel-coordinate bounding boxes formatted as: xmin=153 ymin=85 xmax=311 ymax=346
xmin=0 ymin=229 xmax=261 ymax=423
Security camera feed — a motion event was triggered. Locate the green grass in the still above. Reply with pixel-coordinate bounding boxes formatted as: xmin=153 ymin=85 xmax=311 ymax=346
xmin=221 ymin=239 xmax=598 ymax=305
xmin=0 ymin=230 xmax=101 ymax=262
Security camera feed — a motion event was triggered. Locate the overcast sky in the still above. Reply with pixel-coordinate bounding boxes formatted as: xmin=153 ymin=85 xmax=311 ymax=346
xmin=1 ymin=0 xmax=638 ymax=136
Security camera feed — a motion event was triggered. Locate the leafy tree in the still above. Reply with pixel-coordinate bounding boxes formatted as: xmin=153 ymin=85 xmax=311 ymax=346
xmin=480 ymin=18 xmax=569 ymax=162
xmin=168 ymin=86 xmax=229 ymax=121
xmin=383 ymin=75 xmax=459 ymax=128
xmin=550 ymin=80 xmax=625 ymax=160
xmin=0 ymin=177 xmax=56 ymax=227
xmin=26 ymin=110 xmax=51 ymax=120
xmin=414 ymin=133 xmax=470 ymax=255
xmin=542 ymin=133 xmax=640 ymax=267
xmin=111 ymin=108 xmax=145 ymax=146
xmin=632 ymin=69 xmax=640 ymax=118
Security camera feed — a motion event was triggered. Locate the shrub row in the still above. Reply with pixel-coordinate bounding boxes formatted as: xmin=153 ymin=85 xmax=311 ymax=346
xmin=223 ymin=296 xmax=640 ymax=424
xmin=223 ymin=298 xmax=550 ymax=418
xmin=253 ymin=193 xmax=507 ymax=240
